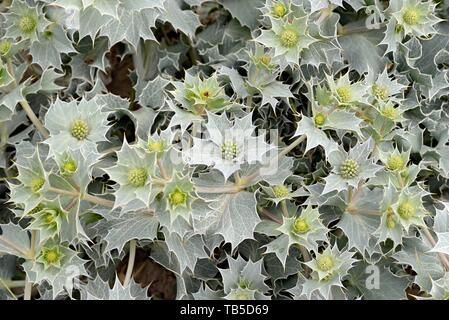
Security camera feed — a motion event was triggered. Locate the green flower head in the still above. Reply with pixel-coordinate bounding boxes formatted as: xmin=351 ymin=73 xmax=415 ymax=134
xmin=71 ymin=119 xmax=90 ymax=141
xmin=392 ymin=187 xmax=427 ymax=231
xmin=60 ymin=158 xmax=77 ymax=176
xmin=277 ymin=206 xmax=328 ymax=256
xmin=340 ymin=159 xmax=359 ymax=179
xmin=37 ymin=245 xmax=65 ymax=270
xmin=163 ymin=174 xmax=195 ymax=223
xmin=256 ymin=14 xmax=316 ymax=65
xmin=293 ymin=217 xmax=310 ymax=234
xmin=271 ymin=2 xmax=288 ymax=18
xmin=379 ymin=148 xmax=409 ymax=172
xmin=174 ymin=73 xmax=230 ymax=115
xmin=305 ymin=246 xmax=356 ymax=283
xmin=5 ymin=0 xmax=45 ymax=42
xmin=314 ymin=112 xmax=327 ymax=126
xmin=104 ymin=140 xmax=156 ymax=209
xmin=327 ymin=73 xmax=368 ymax=106
xmin=220 ymin=256 xmax=270 ymax=300
xmin=168 ymin=187 xmax=188 ymax=208
xmin=391 ymin=0 xmax=441 ymax=38
xmin=221 ymin=141 xmax=240 ymax=161
xmin=28 ymin=203 xmax=65 ymax=240
xmin=0 ymin=40 xmax=12 ymax=56
xmin=45 ymin=99 xmax=110 ymax=155
xmin=273 ymin=184 xmax=289 ymax=198
xmin=30 ymin=177 xmax=45 ymax=193
xmin=323 ymin=140 xmax=381 ymax=195
xmin=18 ymin=14 xmax=37 ymax=34
xmin=127 ymin=167 xmax=148 ymax=188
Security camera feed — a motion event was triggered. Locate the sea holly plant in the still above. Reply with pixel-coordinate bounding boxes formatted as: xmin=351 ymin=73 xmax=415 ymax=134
xmin=256 ymin=8 xmax=316 ymax=65
xmin=1 ymin=0 xmax=449 ymax=302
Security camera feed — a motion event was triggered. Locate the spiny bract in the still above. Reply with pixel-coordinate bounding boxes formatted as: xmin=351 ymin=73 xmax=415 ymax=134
xmin=1 ymin=0 xmax=448 ymax=303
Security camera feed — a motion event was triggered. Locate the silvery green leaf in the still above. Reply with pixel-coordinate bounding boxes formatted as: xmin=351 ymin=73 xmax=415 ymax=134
xmin=103 ymin=212 xmax=159 ymax=253
xmin=100 ymin=7 xmax=158 ymax=48
xmin=294 ymin=116 xmax=338 ymax=158
xmin=0 ymin=224 xmax=30 ymax=258
xmin=23 ymin=241 xmax=88 ymax=299
xmin=82 ymin=0 xmax=119 ymax=18
xmin=164 ymin=230 xmax=208 ymax=273
xmin=434 ymin=204 xmax=449 ymax=233
xmin=220 ymin=255 xmax=270 ymax=300
xmin=348 ymin=261 xmax=410 ymax=300
xmin=30 ymin=23 xmax=75 ymax=70
xmin=80 ymin=276 xmax=149 ymax=300
xmin=430 ymin=232 xmax=449 ymax=257
xmin=120 ymin=0 xmax=165 ymax=11
xmin=137 ymin=75 xmax=169 ymax=109
xmin=219 ymin=0 xmax=264 ymax=30
xmin=78 ymin=6 xmax=113 ymax=41
xmin=219 ymin=66 xmax=249 ymax=98
xmin=159 ymin=0 xmax=200 ymax=39
xmin=339 ymin=29 xmax=386 ymax=74
xmin=258 ymin=80 xmax=293 ymax=110
xmin=393 ymin=237 xmax=445 ymax=292
xmin=193 ymin=192 xmax=260 ymax=250
xmin=430 ymin=272 xmax=449 ymax=300
xmin=44 ymin=98 xmax=111 ymax=156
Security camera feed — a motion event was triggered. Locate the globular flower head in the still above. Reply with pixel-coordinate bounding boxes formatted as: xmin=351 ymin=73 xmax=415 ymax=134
xmin=323 ymin=140 xmax=382 ymax=194
xmin=60 ymin=158 xmax=77 ymax=176
xmin=5 ymin=0 xmax=47 ymax=42
xmin=54 ymin=149 xmax=99 ymax=193
xmin=314 ymin=112 xmax=327 ymax=127
xmin=127 ymin=167 xmax=148 ymax=188
xmin=104 ymin=140 xmax=156 ymax=210
xmin=391 ymin=0 xmax=441 ymax=38
xmin=305 ymin=245 xmax=356 ymax=282
xmin=0 ymin=39 xmax=12 ymax=56
xmin=262 ymin=183 xmax=308 ymax=204
xmin=392 ymin=187 xmax=428 ymax=231
xmin=326 ymin=73 xmax=368 ymax=107
xmin=270 ymin=1 xmax=289 ymax=18
xmin=137 ymin=128 xmax=173 ymax=160
xmin=28 ymin=201 xmax=66 ymax=241
xmin=277 ymin=206 xmax=328 ymax=252
xmin=173 ymin=73 xmax=230 ymax=115
xmin=44 ymin=98 xmax=110 ymax=156
xmin=36 ymin=243 xmax=65 ymax=270
xmin=184 ymin=112 xmax=273 ymax=180
xmin=163 ymin=174 xmax=195 ymax=223
xmin=339 ymin=159 xmax=359 ymax=179
xmin=9 ymin=144 xmax=48 ymax=214
xmin=365 ymin=68 xmax=406 ymax=103
xmin=379 ymin=148 xmax=410 ymax=172
xmin=255 ymin=13 xmax=316 ymax=65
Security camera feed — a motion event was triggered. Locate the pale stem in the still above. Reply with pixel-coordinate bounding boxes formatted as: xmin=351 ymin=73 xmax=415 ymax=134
xmin=24 ymin=230 xmax=37 ymax=300
xmin=280 ymin=200 xmax=289 ymax=218
xmin=19 ymin=100 xmax=50 ymax=139
xmin=157 ymin=158 xmax=169 ymax=180
xmin=48 ymin=187 xmax=114 ymax=208
xmin=0 ymin=279 xmax=18 ymax=300
xmin=258 ymin=207 xmax=282 ymax=224
xmin=422 ymin=227 xmax=449 ymax=272
xmin=123 ymin=240 xmax=137 ymax=287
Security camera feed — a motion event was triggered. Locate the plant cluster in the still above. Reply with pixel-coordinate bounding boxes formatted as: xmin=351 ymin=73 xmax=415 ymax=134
xmin=1 ymin=0 xmax=449 ymax=300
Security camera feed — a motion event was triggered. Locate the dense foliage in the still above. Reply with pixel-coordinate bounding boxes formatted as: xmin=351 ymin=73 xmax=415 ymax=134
xmin=1 ymin=0 xmax=449 ymax=300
